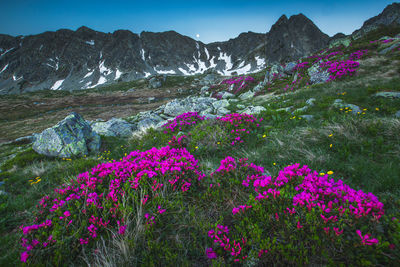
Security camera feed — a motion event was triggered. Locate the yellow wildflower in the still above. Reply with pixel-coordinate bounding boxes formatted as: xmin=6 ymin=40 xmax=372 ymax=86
xmin=330 ymin=144 xmax=333 ymax=148
xmin=320 ymin=173 xmax=325 ymax=176
xmin=328 ymin=134 xmax=333 ymax=137
xmin=273 ymin=162 xmax=276 ymax=166
xmin=262 ymin=134 xmax=266 ymax=138
xmin=376 ymin=107 xmax=379 ymax=111
xmin=327 ymin=171 xmax=334 ymax=175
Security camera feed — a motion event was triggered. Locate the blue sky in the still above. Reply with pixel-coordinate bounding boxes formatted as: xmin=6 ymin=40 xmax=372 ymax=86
xmin=0 ymin=0 xmax=397 ymax=43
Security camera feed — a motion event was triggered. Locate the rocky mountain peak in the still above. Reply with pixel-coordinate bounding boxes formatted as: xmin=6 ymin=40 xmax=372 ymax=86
xmin=352 ymin=2 xmax=400 ymax=39
xmin=265 ymin=13 xmax=329 ymax=64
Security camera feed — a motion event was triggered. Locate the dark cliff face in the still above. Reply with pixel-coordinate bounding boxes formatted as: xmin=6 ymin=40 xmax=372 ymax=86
xmin=265 ymin=14 xmax=330 ymax=64
xmin=352 ymin=2 xmax=400 ymax=39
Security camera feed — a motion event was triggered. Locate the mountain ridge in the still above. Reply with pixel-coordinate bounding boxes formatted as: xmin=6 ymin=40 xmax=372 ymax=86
xmin=0 ymin=3 xmax=399 ymax=94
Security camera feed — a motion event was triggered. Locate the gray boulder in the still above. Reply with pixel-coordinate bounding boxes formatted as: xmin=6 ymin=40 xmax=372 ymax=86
xmin=239 ymin=90 xmax=255 ymax=100
xmin=149 ymin=77 xmax=162 ymax=88
xmin=308 ymin=61 xmax=330 ymax=84
xmin=300 ymin=115 xmax=314 ymax=121
xmin=252 ymin=82 xmax=265 ymax=93
xmin=163 ymin=96 xmax=216 ymax=117
xmin=264 ymin=64 xmax=286 ymax=84
xmin=332 ymin=99 xmax=362 ymax=114
xmin=200 ymin=86 xmax=209 ymax=96
xmin=92 ymin=118 xmax=137 ymax=137
xmin=13 ymin=135 xmax=36 ymax=144
xmin=200 ymin=74 xmax=219 ymax=86
xmin=292 ymin=106 xmax=309 ymax=114
xmin=32 ymin=112 xmax=101 ymax=158
xmin=306 ymin=98 xmax=316 ymax=106
xmin=212 ymin=99 xmax=230 ymax=110
xmin=216 ymin=107 xmax=230 ymax=115
xmin=221 ymin=91 xmax=235 ymax=99
xmin=136 ymin=114 xmax=164 ymax=132
xmin=240 ymin=106 xmax=266 ymax=115
xmin=284 ymin=61 xmax=297 ymax=75
xmin=379 ymin=41 xmax=400 ymax=55
xmin=373 ymin=91 xmax=400 ymax=98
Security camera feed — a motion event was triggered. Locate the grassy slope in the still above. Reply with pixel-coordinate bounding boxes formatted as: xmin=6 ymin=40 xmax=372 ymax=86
xmin=0 ymin=27 xmax=400 ymax=265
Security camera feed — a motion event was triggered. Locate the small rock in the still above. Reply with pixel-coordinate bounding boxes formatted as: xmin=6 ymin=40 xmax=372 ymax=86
xmin=395 ymin=110 xmax=400 ymax=118
xmin=306 ymin=98 xmax=316 ymax=106
xmin=239 ymin=90 xmax=255 ymax=100
xmin=292 ymin=106 xmax=309 ymax=114
xmin=127 ymin=88 xmax=136 ymax=93
xmin=237 ymin=104 xmax=245 ymax=109
xmin=240 ymin=106 xmax=266 ymax=115
xmin=149 ymin=77 xmax=162 ymax=88
xmin=252 ymin=82 xmax=264 ymax=93
xmin=300 ymin=115 xmax=314 ymax=121
xmin=221 ymin=92 xmax=235 ymax=99
xmin=276 ymin=106 xmax=293 ymax=112
xmin=284 ymin=61 xmax=297 ymax=75
xmin=373 ymin=92 xmax=400 ymax=98
xmin=229 ymin=99 xmax=239 ymax=103
xmin=216 ymin=107 xmax=230 ymax=115
xmin=148 ymin=97 xmax=155 ymax=103
xmin=92 ymin=118 xmax=137 ymax=137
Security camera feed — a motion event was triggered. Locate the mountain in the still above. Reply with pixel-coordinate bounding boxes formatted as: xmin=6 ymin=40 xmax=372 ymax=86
xmin=2 ymin=3 xmax=397 ymax=95
xmin=264 ymin=13 xmax=330 ymax=63
xmin=352 ymin=2 xmax=400 ymax=39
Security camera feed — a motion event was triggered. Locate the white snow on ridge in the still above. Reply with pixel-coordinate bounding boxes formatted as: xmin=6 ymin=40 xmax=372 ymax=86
xmin=218 ymin=52 xmax=233 ymax=75
xmin=84 ymin=70 xmax=94 ymax=78
xmin=233 ymin=63 xmax=252 ymax=75
xmin=157 ymin=69 xmax=176 ymax=74
xmin=39 ymin=44 xmax=43 ymax=51
xmin=99 ymin=60 xmax=112 ymax=75
xmin=144 ymin=72 xmax=151 ymax=78
xmin=51 ymin=79 xmax=64 ymax=90
xmin=255 ymin=56 xmax=265 ymax=66
xmin=204 ymin=47 xmax=210 ymax=60
xmin=81 ymin=81 xmax=92 ymax=89
xmin=178 ymin=67 xmax=190 ymax=75
xmin=115 ymin=69 xmax=123 ymax=80
xmin=86 ymin=40 xmax=95 ymax=46
xmin=1 ymin=47 xmax=15 ymax=57
xmin=140 ymin=49 xmax=146 ymax=61
xmin=196 ymin=42 xmax=200 ymax=50
xmin=89 ymin=76 xmax=107 ymax=88
xmin=0 ymin=64 xmax=9 ymax=74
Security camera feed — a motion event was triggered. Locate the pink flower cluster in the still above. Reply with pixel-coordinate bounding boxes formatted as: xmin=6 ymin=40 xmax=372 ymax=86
xmin=349 ymin=50 xmax=368 ymax=60
xmin=167 ymin=134 xmax=188 ymax=149
xmin=216 ymin=113 xmax=262 ymax=146
xmin=208 ymin=225 xmax=248 ymax=262
xmin=20 ymin=146 xmax=205 ymax=263
xmin=294 ymin=62 xmax=309 ymax=71
xmin=207 ymin=160 xmax=385 ymax=262
xmin=163 ymin=112 xmax=205 ymax=133
xmin=220 ymin=75 xmax=255 ymax=95
xmin=319 ymin=60 xmax=360 ymax=80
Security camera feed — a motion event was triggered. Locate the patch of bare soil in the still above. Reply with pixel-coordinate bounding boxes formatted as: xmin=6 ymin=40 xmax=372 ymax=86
xmin=0 ymin=86 xmax=189 ymax=143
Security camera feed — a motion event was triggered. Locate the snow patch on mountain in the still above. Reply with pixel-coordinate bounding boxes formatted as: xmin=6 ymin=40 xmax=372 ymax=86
xmin=0 ymin=64 xmax=9 ymax=74
xmin=51 ymin=79 xmax=64 ymax=90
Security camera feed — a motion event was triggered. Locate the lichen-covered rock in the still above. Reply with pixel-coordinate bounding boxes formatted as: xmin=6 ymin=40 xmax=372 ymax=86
xmin=284 ymin=61 xmax=297 ymax=74
xmin=92 ymin=118 xmax=137 ymax=137
xmin=163 ymin=96 xmax=216 ymax=117
xmin=239 ymin=90 xmax=255 ymax=100
xmin=216 ymin=107 xmax=230 ymax=115
xmin=212 ymin=99 xmax=230 ymax=110
xmin=137 ymin=115 xmax=163 ymax=132
xmin=308 ymin=61 xmax=330 ymax=84
xmin=373 ymin=91 xmax=400 ymax=98
xmin=300 ymin=115 xmax=314 ymax=121
xmin=240 ymin=106 xmax=266 ymax=115
xmin=332 ymin=99 xmax=362 ymax=114
xmin=148 ymin=77 xmax=162 ymax=88
xmin=221 ymin=91 xmax=235 ymax=99
xmin=32 ymin=112 xmax=101 ymax=158
xmin=306 ymin=98 xmax=316 ymax=106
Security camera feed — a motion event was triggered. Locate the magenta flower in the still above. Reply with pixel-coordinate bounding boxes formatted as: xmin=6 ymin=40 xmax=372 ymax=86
xmin=21 ymin=251 xmax=29 ymax=262
xmin=206 ymin=247 xmax=217 ymax=259
xmin=356 ymin=230 xmax=379 ymax=245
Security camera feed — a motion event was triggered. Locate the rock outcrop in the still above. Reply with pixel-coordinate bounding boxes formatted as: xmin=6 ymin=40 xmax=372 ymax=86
xmin=32 ymin=112 xmax=100 ymax=157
